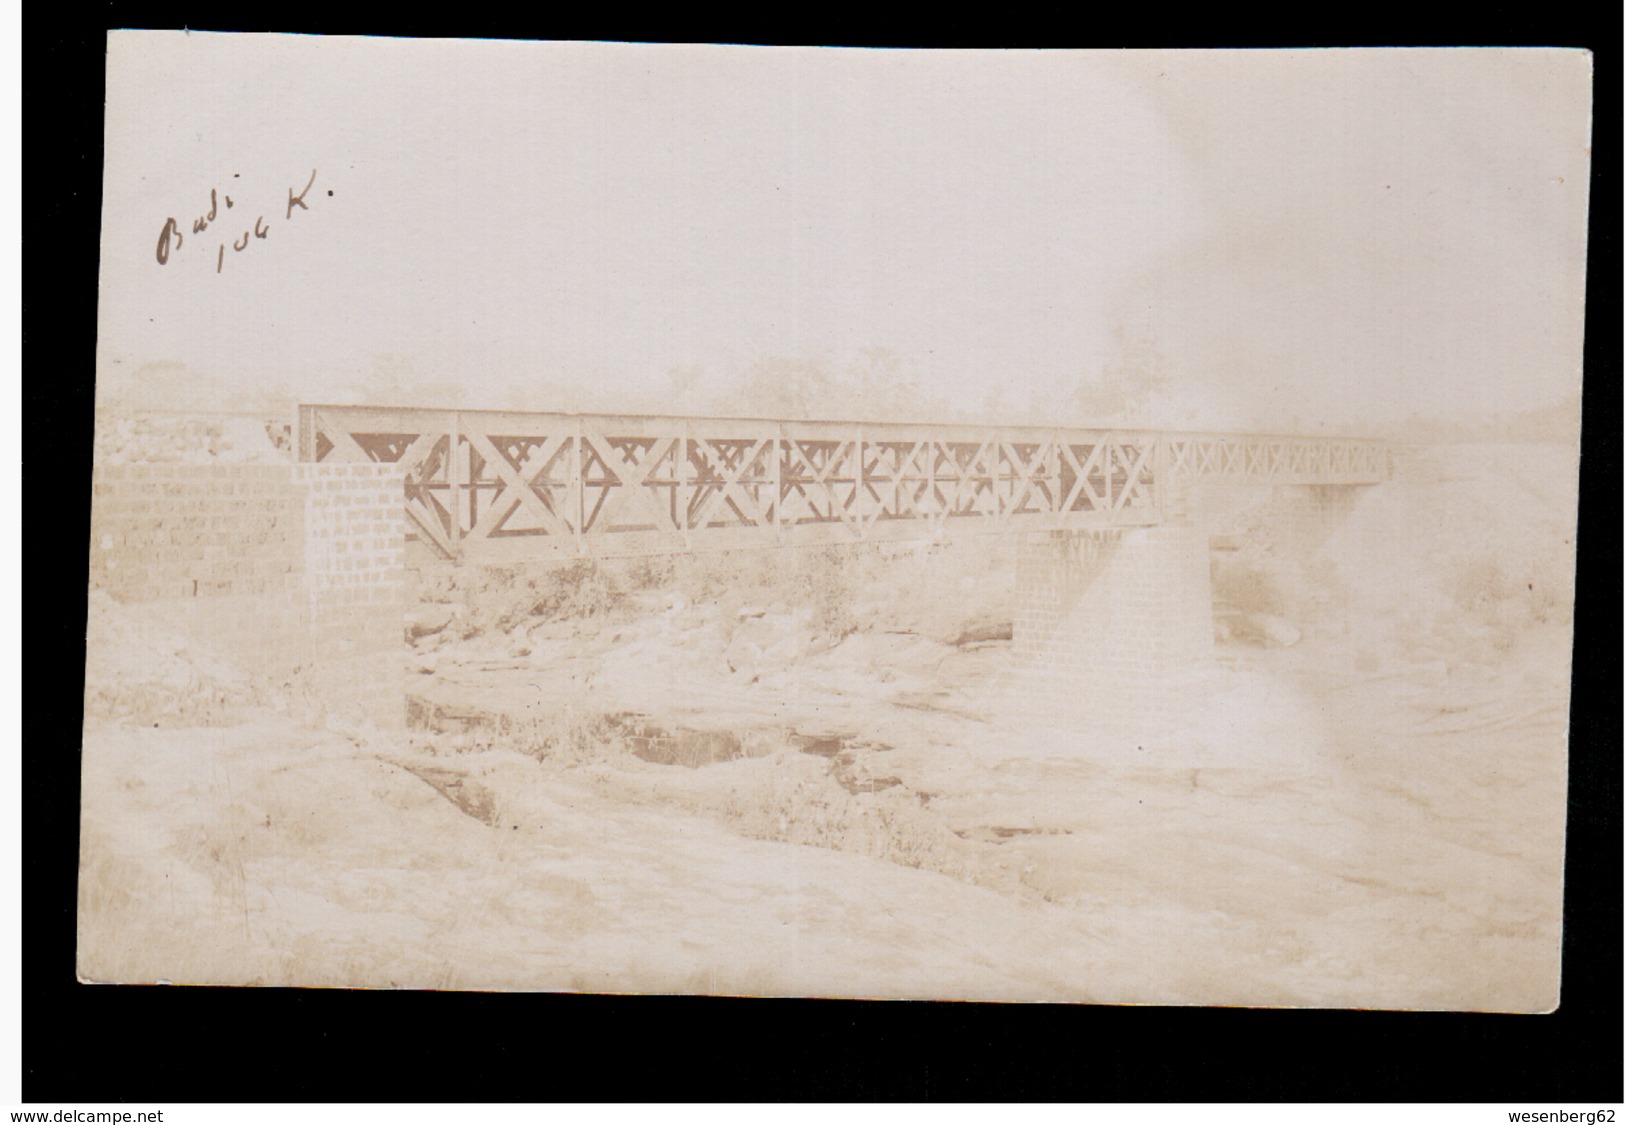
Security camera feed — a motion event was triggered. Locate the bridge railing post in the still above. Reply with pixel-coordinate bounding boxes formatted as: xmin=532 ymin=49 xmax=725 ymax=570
xmin=448 ymin=410 xmax=462 ymax=558
xmin=773 ymin=423 xmax=783 ymax=544
xmin=294 ymin=404 xmax=315 ymax=462
xmin=856 ymin=425 xmax=866 ymax=539
xmin=1047 ymin=431 xmax=1060 ymax=528
xmin=1155 ymin=432 xmax=1168 ymax=524
xmin=680 ymin=418 xmax=692 ymax=552
xmin=1103 ymin=433 xmax=1115 ymax=513
xmin=925 ymin=437 xmax=936 ymax=531
xmin=572 ymin=414 xmax=585 ymax=558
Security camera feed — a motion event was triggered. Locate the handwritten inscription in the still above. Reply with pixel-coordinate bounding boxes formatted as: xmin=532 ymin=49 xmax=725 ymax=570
xmin=154 ymin=170 xmax=322 ymax=273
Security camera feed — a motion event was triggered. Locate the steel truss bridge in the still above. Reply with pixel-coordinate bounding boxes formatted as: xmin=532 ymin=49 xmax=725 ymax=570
xmin=295 ymin=405 xmax=1390 ymax=563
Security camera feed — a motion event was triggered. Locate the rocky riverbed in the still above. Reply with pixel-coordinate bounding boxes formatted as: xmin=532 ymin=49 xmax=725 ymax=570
xmin=77 ymin=443 xmax=1576 ymax=1010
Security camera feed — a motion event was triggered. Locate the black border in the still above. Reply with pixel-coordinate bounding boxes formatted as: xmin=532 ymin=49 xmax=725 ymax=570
xmin=25 ymin=8 xmax=1622 ymax=1104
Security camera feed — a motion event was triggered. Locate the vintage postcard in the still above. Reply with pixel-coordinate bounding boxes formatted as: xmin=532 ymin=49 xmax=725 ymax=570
xmin=81 ymin=35 xmax=1592 ymax=1009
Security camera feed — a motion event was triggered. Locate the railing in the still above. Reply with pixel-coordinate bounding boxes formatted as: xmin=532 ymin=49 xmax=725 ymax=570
xmin=295 ymin=405 xmax=1388 ymax=561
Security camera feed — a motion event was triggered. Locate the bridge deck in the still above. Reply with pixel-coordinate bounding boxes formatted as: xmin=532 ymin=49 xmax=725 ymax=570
xmin=296 ymin=405 xmax=1389 ymax=562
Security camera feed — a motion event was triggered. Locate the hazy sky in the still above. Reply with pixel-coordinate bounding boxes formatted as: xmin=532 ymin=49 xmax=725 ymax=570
xmin=97 ymin=37 xmax=1592 ymax=430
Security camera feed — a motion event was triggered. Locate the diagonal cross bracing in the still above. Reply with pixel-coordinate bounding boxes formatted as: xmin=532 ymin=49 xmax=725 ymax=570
xmin=295 ymin=406 xmax=1389 ymax=561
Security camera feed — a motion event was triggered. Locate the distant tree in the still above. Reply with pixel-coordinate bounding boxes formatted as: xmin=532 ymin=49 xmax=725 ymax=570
xmin=704 ymin=350 xmax=948 ymax=422
xmin=1506 ymin=394 xmax=1582 ymax=444
xmin=114 ymin=360 xmax=286 ymax=414
xmin=357 ymin=355 xmax=467 ymax=408
xmin=667 ymin=364 xmax=703 ymax=407
xmin=847 ymin=348 xmax=927 ymax=422
xmin=729 ymin=355 xmax=839 ymax=419
xmin=979 ymin=383 xmax=1012 ymax=425
xmin=1067 ymin=322 xmax=1170 ymax=424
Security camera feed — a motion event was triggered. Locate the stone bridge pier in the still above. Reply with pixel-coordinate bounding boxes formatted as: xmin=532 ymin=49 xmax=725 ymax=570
xmin=1190 ymin=482 xmax=1370 ymax=635
xmin=1007 ymin=482 xmax=1371 ymax=737
xmin=87 ymin=462 xmax=410 ymax=732
xmin=1187 ymin=483 xmax=1363 ymax=557
xmin=1011 ymin=524 xmax=1214 ymax=736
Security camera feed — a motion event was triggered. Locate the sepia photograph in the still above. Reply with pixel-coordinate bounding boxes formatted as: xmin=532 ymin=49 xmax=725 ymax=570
xmin=78 ymin=35 xmax=1592 ymax=1013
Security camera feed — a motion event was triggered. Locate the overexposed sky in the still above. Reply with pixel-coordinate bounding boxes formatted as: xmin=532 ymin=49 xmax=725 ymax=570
xmin=96 ymin=36 xmax=1593 ymax=430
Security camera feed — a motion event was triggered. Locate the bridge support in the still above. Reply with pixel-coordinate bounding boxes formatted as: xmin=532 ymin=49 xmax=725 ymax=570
xmin=1189 ymin=482 xmax=1368 ymax=634
xmin=87 ymin=463 xmax=409 ymax=731
xmin=1011 ymin=524 xmax=1213 ymax=737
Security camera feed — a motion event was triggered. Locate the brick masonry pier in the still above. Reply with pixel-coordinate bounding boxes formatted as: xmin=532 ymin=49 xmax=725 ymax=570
xmin=86 ymin=463 xmax=408 ymax=730
xmin=1012 ymin=525 xmax=1214 ymax=734
xmin=1006 ymin=482 xmax=1370 ymax=739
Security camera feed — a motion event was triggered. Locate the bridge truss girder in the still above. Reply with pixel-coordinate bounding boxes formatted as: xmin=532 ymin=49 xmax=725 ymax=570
xmin=295 ymin=405 xmax=1389 ymax=562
